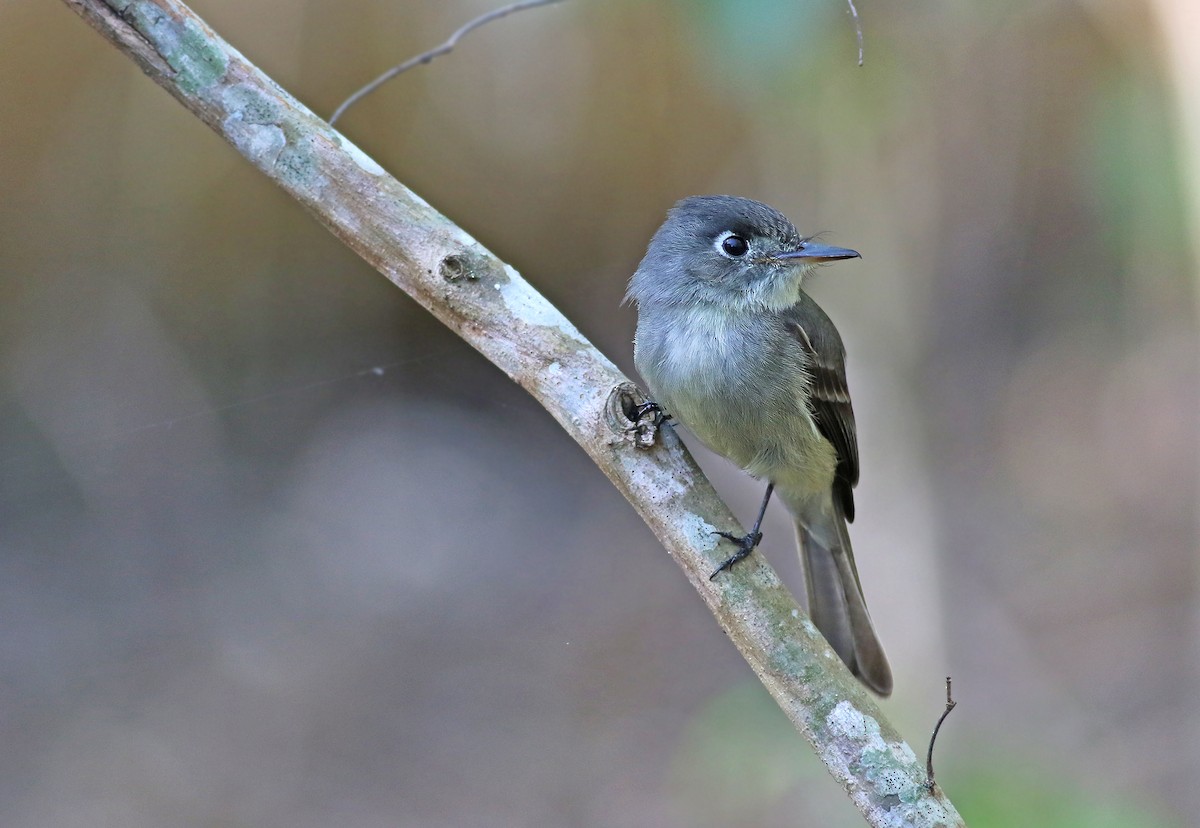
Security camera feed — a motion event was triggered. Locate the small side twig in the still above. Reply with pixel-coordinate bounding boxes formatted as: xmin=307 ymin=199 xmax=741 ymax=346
xmin=846 ymin=0 xmax=864 ymax=67
xmin=924 ymin=676 xmax=957 ymax=791
xmin=329 ymin=0 xmax=565 ymax=125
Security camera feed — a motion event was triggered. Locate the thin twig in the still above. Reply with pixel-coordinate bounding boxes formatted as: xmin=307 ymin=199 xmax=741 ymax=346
xmin=329 ymin=0 xmax=565 ymax=125
xmin=924 ymin=676 xmax=958 ymax=791
xmin=846 ymin=0 xmax=864 ymax=67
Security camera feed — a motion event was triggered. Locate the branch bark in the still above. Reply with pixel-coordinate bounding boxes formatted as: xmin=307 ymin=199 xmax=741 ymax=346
xmin=59 ymin=2 xmax=965 ymax=825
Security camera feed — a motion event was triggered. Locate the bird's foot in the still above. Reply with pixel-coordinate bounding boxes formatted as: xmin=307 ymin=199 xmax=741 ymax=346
xmin=627 ymin=400 xmax=672 ymax=430
xmin=709 ymin=530 xmax=763 ymax=579
xmin=623 ymin=399 xmax=673 ymax=449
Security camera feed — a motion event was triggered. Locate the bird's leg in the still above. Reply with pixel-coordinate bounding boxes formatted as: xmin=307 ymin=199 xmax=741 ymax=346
xmin=710 ymin=482 xmax=774 ymax=579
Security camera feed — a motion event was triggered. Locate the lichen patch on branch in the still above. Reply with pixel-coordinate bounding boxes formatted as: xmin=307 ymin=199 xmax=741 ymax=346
xmin=822 ymin=702 xmax=957 ymax=828
xmin=222 ymin=83 xmax=286 ymax=165
xmin=108 ymin=0 xmax=227 ymax=93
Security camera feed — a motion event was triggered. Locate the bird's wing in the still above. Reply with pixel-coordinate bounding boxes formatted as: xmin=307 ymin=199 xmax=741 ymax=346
xmin=781 ymin=295 xmax=860 ymax=521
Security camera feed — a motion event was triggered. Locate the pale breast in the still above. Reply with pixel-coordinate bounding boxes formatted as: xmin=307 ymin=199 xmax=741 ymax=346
xmin=634 ymin=303 xmax=836 ymax=493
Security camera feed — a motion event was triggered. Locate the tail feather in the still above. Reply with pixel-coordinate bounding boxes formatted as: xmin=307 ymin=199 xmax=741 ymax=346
xmin=795 ymin=499 xmax=892 ymax=696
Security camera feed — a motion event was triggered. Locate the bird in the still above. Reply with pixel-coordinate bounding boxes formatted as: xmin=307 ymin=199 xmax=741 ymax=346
xmin=626 ymin=195 xmax=892 ymax=696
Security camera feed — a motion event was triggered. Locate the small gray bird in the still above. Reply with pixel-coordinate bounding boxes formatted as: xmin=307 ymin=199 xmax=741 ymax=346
xmin=627 ymin=195 xmax=892 ymax=696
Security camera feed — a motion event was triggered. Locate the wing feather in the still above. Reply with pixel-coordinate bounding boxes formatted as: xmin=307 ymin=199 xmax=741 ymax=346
xmin=782 ymin=296 xmax=859 ymax=521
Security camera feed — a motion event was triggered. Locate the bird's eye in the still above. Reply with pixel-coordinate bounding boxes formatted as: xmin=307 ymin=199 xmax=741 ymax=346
xmin=716 ymin=232 xmax=749 ymax=258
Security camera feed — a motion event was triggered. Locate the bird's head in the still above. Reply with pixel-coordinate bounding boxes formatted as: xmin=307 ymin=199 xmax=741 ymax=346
xmin=627 ymin=195 xmax=859 ymax=312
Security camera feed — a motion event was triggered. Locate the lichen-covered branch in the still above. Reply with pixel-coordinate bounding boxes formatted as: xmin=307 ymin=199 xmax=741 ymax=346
xmin=58 ymin=2 xmax=965 ymax=825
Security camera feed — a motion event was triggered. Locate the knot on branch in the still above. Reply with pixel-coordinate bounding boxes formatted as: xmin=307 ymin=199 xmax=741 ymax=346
xmin=607 ymin=383 xmax=667 ymax=450
xmin=439 ymin=250 xmax=492 ymax=282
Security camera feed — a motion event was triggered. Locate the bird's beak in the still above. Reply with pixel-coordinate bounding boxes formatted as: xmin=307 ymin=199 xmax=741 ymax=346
xmin=775 ymin=242 xmax=860 ymax=263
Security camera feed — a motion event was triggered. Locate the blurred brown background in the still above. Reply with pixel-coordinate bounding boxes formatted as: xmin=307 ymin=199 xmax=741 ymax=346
xmin=3 ymin=1 xmax=1198 ymax=825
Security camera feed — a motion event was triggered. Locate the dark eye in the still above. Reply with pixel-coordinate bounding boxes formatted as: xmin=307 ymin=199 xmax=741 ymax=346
xmin=718 ymin=233 xmax=749 ymax=258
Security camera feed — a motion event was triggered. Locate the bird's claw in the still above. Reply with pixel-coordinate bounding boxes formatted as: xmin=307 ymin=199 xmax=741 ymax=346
xmin=709 ymin=530 xmax=763 ymax=579
xmin=623 ymin=399 xmax=673 ymax=449
xmin=627 ymin=401 xmax=672 ymax=430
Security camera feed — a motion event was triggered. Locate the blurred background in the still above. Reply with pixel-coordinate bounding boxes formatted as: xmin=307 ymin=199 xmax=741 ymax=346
xmin=3 ymin=0 xmax=1197 ymax=825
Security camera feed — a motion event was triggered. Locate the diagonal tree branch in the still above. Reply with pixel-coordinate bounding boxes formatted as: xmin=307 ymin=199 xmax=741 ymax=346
xmin=58 ymin=2 xmax=965 ymax=825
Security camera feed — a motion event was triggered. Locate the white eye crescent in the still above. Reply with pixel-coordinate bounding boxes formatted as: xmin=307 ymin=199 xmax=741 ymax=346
xmin=715 ymin=231 xmax=750 ymax=258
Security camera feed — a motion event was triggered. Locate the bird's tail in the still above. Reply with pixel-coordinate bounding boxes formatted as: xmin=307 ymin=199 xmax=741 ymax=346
xmin=794 ymin=495 xmax=892 ymax=696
